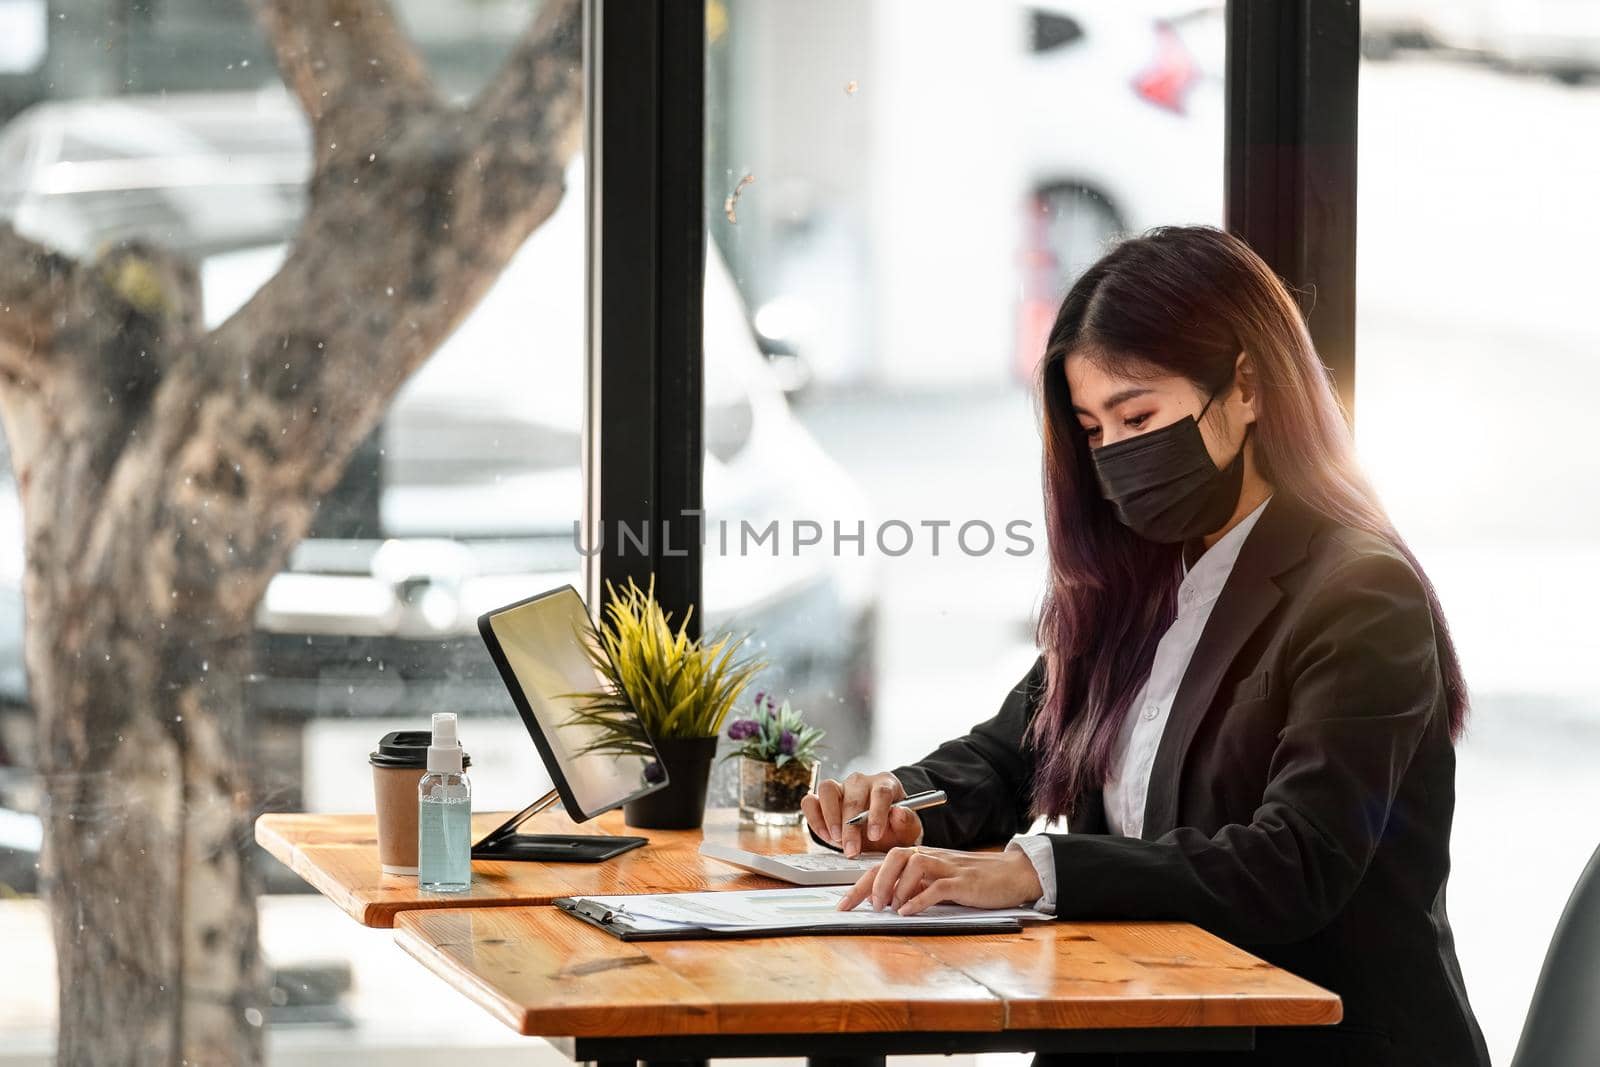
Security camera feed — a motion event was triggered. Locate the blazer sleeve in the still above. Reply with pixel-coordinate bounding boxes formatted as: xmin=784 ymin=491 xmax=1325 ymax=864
xmin=889 ymin=656 xmax=1044 ymax=849
xmin=1041 ymin=550 xmax=1443 ymax=945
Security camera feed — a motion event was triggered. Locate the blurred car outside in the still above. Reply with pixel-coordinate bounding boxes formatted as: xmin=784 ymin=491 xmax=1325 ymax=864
xmin=1013 ymin=1 xmax=1226 ymax=381
xmin=1364 ymin=0 xmax=1600 ymax=83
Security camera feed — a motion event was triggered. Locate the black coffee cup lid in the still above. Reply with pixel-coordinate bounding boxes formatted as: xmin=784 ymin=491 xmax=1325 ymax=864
xmin=370 ymin=729 xmax=473 ymax=769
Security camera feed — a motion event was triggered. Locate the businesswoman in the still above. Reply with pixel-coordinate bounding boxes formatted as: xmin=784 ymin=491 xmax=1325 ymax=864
xmin=803 ymin=226 xmax=1489 ymax=1066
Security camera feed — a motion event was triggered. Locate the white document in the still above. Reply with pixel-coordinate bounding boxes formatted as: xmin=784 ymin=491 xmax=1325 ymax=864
xmin=698 ymin=841 xmax=888 ymax=886
xmin=578 ymin=885 xmax=1050 ymax=931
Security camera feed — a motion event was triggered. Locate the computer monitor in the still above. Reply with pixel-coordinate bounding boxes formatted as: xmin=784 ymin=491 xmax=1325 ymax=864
xmin=477 ymin=584 xmax=666 ymax=822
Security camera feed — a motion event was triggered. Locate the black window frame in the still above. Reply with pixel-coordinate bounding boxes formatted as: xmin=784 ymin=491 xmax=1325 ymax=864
xmin=584 ymin=0 xmax=706 ymax=635
xmin=1226 ymin=0 xmax=1360 ymax=418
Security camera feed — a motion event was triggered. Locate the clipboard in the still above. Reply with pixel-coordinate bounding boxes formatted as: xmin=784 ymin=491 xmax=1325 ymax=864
xmin=552 ymin=895 xmax=1026 ymax=941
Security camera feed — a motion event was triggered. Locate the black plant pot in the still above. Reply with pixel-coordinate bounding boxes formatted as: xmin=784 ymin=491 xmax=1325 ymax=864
xmin=624 ymin=735 xmax=719 ymax=830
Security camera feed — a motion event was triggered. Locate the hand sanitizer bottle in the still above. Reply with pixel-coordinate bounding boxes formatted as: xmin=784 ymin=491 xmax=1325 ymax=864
xmin=418 ymin=713 xmax=472 ymax=892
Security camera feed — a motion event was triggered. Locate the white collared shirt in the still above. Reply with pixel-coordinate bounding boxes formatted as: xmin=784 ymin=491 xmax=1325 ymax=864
xmin=1010 ymin=494 xmax=1273 ymax=913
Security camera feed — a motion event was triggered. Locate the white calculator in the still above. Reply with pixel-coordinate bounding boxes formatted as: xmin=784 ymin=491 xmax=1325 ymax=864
xmin=698 ymin=841 xmax=887 ymax=885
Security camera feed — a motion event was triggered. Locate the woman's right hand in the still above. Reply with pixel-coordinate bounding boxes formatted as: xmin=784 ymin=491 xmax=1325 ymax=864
xmin=802 ymin=771 xmax=924 ymax=857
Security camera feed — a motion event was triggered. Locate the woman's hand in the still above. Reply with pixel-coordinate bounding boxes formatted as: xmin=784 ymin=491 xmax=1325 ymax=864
xmin=836 ymin=845 xmax=1044 ymax=916
xmin=801 ymin=772 xmax=923 ymax=857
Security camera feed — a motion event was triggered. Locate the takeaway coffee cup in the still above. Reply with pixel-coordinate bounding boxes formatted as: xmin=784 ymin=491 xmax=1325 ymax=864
xmin=370 ymin=729 xmax=472 ymax=876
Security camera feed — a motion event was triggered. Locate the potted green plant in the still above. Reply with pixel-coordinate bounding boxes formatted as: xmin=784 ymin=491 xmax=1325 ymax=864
xmin=725 ymin=691 xmax=825 ymax=826
xmin=564 ymin=576 xmax=764 ymax=830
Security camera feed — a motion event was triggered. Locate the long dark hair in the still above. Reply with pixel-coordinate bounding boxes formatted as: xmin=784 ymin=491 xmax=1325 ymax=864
xmin=1028 ymin=225 xmax=1468 ymax=819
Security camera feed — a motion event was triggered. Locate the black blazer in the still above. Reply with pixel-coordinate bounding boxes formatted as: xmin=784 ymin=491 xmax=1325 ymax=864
xmin=892 ymin=493 xmax=1490 ymax=1067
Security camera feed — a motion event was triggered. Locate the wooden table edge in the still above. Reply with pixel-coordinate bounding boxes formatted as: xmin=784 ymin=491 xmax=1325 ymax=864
xmin=391 ymin=907 xmax=1012 ymax=1038
xmin=253 ymin=813 xmax=298 ymax=868
xmin=393 ymin=916 xmax=533 ymax=1035
xmin=999 ymin=992 xmax=1343 ymax=1031
xmin=254 ymin=812 xmax=580 ymax=928
xmin=391 ymin=906 xmax=1342 ymax=1040
xmin=254 ymin=815 xmax=387 ymax=927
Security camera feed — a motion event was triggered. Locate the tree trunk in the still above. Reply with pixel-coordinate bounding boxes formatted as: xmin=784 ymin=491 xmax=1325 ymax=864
xmin=39 ymin=625 xmax=262 ymax=1065
xmin=14 ymin=242 xmax=272 ymax=1064
xmin=0 ymin=1 xmax=584 ymax=1062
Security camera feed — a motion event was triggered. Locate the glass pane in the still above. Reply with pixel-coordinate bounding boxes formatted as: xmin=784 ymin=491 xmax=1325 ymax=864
xmin=702 ymin=0 xmax=1223 ymax=784
xmin=0 ymin=0 xmax=583 ymax=1059
xmin=1357 ymin=17 xmax=1600 ymax=1064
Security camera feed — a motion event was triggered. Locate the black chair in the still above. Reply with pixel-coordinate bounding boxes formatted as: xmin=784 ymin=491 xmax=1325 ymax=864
xmin=1511 ymin=842 xmax=1600 ymax=1067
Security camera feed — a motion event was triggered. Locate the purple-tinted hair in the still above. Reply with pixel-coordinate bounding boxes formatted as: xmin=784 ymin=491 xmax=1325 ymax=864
xmin=1028 ymin=225 xmax=1468 ymax=818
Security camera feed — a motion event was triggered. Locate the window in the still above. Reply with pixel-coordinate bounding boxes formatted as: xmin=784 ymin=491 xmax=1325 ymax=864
xmin=0 ymin=0 xmax=584 ymax=1059
xmin=702 ymin=0 xmax=1225 ymax=776
xmin=1355 ymin=26 xmax=1600 ymax=1064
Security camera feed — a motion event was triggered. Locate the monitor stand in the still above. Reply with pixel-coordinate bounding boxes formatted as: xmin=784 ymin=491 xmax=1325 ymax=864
xmin=470 ymin=788 xmax=648 ymax=863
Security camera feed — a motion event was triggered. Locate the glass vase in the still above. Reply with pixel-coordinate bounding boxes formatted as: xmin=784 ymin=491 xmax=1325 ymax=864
xmin=738 ymin=757 xmax=815 ymax=826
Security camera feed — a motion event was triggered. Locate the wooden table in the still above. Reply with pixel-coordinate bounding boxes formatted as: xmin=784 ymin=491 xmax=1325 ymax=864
xmin=254 ymin=807 xmax=791 ymax=927
xmin=257 ymin=809 xmax=1343 ymax=1062
xmin=393 ymin=904 xmax=1341 ymax=1063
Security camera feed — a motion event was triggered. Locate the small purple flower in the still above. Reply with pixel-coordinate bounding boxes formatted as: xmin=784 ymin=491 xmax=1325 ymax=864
xmin=726 ymin=718 xmax=760 ymax=740
xmin=779 ymin=729 xmax=796 ymax=755
xmin=753 ymin=690 xmax=766 ymax=707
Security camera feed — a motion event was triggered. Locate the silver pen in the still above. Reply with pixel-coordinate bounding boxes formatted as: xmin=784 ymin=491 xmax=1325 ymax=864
xmin=843 ymin=789 xmax=947 ymax=826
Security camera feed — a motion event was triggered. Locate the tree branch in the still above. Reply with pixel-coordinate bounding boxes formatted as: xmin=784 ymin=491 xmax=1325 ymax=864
xmin=0 ymin=225 xmax=76 ymax=376
xmin=466 ymin=0 xmax=585 ymax=229
xmin=253 ymin=0 xmax=436 ymax=165
xmin=109 ymin=0 xmax=587 ymax=616
xmin=208 ymin=0 xmax=584 ymax=474
xmin=471 ymin=0 xmax=583 ymax=141
xmin=0 ymin=227 xmax=199 ymax=401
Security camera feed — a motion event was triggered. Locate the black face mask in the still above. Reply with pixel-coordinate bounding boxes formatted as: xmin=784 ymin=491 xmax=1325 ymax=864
xmin=1090 ymin=388 xmax=1251 ymax=544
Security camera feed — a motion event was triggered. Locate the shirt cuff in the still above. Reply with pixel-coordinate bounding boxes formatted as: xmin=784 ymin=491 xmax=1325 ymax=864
xmin=1007 ymin=834 xmax=1057 ymax=914
xmin=888 ymin=772 xmax=926 ymax=846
